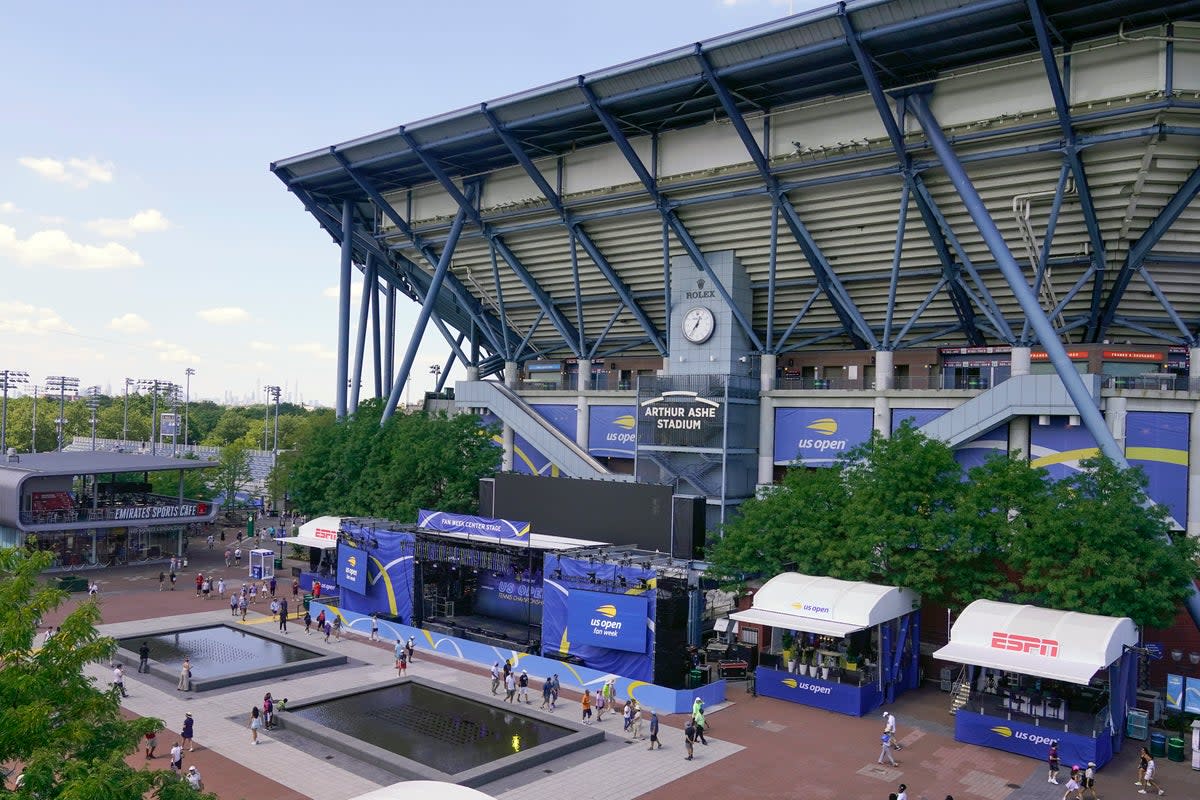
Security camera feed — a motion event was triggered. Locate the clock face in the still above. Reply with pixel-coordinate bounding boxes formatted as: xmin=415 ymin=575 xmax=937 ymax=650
xmin=682 ymin=306 xmax=715 ymax=344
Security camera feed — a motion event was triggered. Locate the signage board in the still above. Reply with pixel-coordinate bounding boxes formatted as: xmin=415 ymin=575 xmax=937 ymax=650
xmin=417 ymin=509 xmax=531 ymax=540
xmin=588 ymin=405 xmax=637 ymax=458
xmin=112 ymin=503 xmax=208 ymax=520
xmin=955 ymin=710 xmax=1108 ymax=768
xmin=565 ymin=589 xmax=647 ymax=653
xmin=774 ymin=407 xmax=873 ymax=466
xmin=1166 ymin=674 xmax=1183 ymax=710
xmin=338 ymin=544 xmax=368 ymax=595
xmin=638 ymin=390 xmax=723 ymax=448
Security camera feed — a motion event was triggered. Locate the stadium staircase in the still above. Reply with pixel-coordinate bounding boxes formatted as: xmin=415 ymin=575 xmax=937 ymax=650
xmin=454 ymin=380 xmax=631 ymax=482
xmin=917 ymin=373 xmax=1102 ymax=448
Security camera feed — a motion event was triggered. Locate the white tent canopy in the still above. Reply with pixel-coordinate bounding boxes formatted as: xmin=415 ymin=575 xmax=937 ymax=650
xmin=278 ymin=516 xmax=342 ymax=550
xmin=729 ymin=572 xmax=920 ymax=637
xmin=932 ymin=599 xmax=1139 ymax=685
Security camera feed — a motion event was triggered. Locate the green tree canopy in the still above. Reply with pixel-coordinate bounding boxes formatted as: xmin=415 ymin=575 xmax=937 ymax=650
xmin=0 ymin=546 xmax=213 ymax=799
xmin=288 ymin=401 xmax=499 ymax=520
xmin=207 ymin=443 xmax=253 ymax=504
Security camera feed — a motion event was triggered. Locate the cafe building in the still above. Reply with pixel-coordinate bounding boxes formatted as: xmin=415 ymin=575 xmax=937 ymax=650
xmin=934 ymin=599 xmax=1140 ymax=768
xmin=731 ymin=572 xmax=922 ymax=716
xmin=0 ymin=451 xmax=219 ymax=569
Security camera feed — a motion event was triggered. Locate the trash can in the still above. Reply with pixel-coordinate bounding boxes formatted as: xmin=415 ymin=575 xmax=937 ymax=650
xmin=686 ymin=668 xmax=704 ymax=689
xmin=1168 ymin=736 xmax=1185 ymax=762
xmin=1150 ymin=731 xmax=1167 ymax=757
xmin=303 ymin=593 xmax=314 ymax=611
xmin=273 ymin=557 xmax=283 ymax=570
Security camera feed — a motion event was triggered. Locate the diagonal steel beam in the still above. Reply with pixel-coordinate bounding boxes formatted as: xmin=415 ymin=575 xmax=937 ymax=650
xmin=1099 ymin=163 xmax=1200 ymax=340
xmin=1026 ymin=0 xmax=1108 ymax=342
xmin=695 ymin=47 xmax=875 ymax=350
xmin=481 ymin=104 xmax=667 ymax=355
xmin=326 ymin=150 xmax=507 ymax=355
xmin=350 ymin=254 xmax=376 ymax=413
xmin=577 ymin=77 xmax=764 ymax=352
xmin=395 ymin=127 xmax=582 ymax=356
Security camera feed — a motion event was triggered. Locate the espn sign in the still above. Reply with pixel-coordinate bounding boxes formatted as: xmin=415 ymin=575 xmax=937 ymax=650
xmin=991 ymin=630 xmax=1060 ymax=658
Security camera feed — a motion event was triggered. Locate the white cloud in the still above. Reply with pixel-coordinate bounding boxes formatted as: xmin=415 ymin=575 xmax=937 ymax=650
xmin=0 ymin=300 xmax=76 ymax=335
xmin=0 ymin=201 xmax=19 ymax=214
xmin=18 ymin=156 xmax=115 ymax=188
xmin=249 ymin=340 xmax=279 ymax=352
xmin=196 ymin=306 xmax=250 ymax=325
xmin=85 ymin=209 xmax=171 ymax=239
xmin=289 ymin=341 xmax=335 ymax=361
xmin=150 ymin=339 xmax=200 ymax=364
xmin=0 ymin=224 xmax=143 ymax=269
xmin=323 ymin=279 xmax=363 ymax=299
xmin=108 ymin=312 xmax=150 ymax=334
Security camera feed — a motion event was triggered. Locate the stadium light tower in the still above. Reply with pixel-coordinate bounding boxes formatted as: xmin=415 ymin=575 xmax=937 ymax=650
xmin=45 ymin=375 xmax=79 ymax=451
xmin=184 ymin=367 xmax=195 ymax=449
xmin=1 ymin=369 xmax=30 ymax=453
xmin=138 ymin=379 xmax=176 ymax=456
xmin=85 ymin=386 xmax=101 ymax=451
xmin=264 ymin=385 xmax=281 ymax=454
xmin=122 ymin=377 xmax=135 ymax=444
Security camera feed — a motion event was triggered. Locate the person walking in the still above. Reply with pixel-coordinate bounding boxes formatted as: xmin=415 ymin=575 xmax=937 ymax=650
xmin=395 ymin=639 xmax=405 ymax=673
xmin=684 ymin=717 xmax=696 ymax=760
xmin=878 ymin=731 xmax=899 ymax=766
xmin=185 ymin=766 xmax=203 ymax=792
xmin=370 ymin=614 xmax=379 ymax=641
xmin=224 ymin=548 xmax=232 ymax=567
xmin=169 ymin=569 xmax=177 ymax=590
xmin=217 ymin=577 xmax=225 ymax=597
xmin=303 ymin=610 xmax=312 ymax=634
xmin=181 ymin=712 xmax=195 ymax=752
xmin=234 ymin=547 xmax=242 ymax=566
xmin=581 ymin=689 xmax=593 ymax=723
xmin=316 ymin=609 xmax=326 ymax=632
xmin=292 ymin=578 xmax=300 ymax=601
xmin=111 ymin=664 xmax=128 ymax=697
xmin=647 ymin=709 xmax=662 ymax=750
xmin=491 ymin=662 xmax=501 ymax=695
xmin=169 ymin=741 xmax=183 ymax=775
xmin=897 ymin=783 xmax=909 ymax=800
xmin=632 ymin=704 xmax=645 ymax=739
xmin=278 ymin=602 xmax=288 ymax=633
xmin=249 ymin=706 xmax=262 ymax=744
xmin=143 ymin=729 xmax=157 ymax=759
xmin=883 ymin=710 xmax=901 ymax=750
xmin=406 ymin=635 xmax=416 ymax=663
xmin=550 ymin=673 xmax=560 ymax=709
xmin=622 ymin=699 xmax=633 ymax=731
xmin=1081 ymin=761 xmax=1098 ymax=800
xmin=138 ymin=641 xmax=151 ymax=673
xmin=504 ymin=671 xmax=517 ymax=703
xmin=1139 ymin=756 xmax=1164 ymax=795
xmin=269 ymin=576 xmax=277 ymax=598
xmin=1061 ymin=769 xmax=1083 ymax=800
xmin=323 ymin=620 xmax=333 ymax=642
xmin=263 ymin=693 xmax=275 ymax=729
xmin=1047 ymin=740 xmax=1061 ymax=784
xmin=158 ymin=570 xmax=165 ymax=591
xmin=518 ymin=670 xmax=531 ymax=703
xmin=540 ymin=675 xmax=553 ymax=709
xmin=332 ymin=616 xmax=342 ymax=641
xmin=595 ymin=686 xmax=607 ymax=721
xmin=230 ymin=592 xmax=239 ymax=616
xmin=239 ymin=595 xmax=248 ymax=622
xmin=692 ymin=706 xmax=708 ymax=745
xmin=1135 ymin=746 xmax=1151 ymax=788
xmin=178 ymin=659 xmax=192 ymax=692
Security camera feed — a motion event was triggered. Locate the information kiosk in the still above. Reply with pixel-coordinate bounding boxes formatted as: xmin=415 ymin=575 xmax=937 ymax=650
xmin=934 ymin=599 xmax=1139 ymax=768
xmin=731 ymin=573 xmax=920 ymax=716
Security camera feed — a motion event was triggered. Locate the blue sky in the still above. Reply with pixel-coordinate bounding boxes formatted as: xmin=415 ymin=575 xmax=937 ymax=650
xmin=0 ymin=0 xmax=818 ymax=407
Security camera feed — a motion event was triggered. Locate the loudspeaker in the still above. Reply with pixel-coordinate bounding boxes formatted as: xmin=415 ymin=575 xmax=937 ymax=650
xmin=478 ymin=478 xmax=496 ymax=518
xmin=671 ymin=494 xmax=706 ymax=560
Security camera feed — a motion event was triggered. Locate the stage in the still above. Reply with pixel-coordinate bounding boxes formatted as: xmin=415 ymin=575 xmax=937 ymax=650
xmin=423 ymin=613 xmax=541 ymax=654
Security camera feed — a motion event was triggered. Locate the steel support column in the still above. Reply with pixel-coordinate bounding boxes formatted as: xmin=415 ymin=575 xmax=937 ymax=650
xmin=578 ymin=78 xmax=764 ymax=352
xmin=371 ymin=272 xmax=383 ymax=399
xmin=381 ymin=207 xmax=468 ymax=424
xmin=350 ymin=254 xmax=376 ymax=413
xmin=695 ymin=49 xmax=875 ymax=349
xmin=384 ymin=284 xmax=396 ymax=396
xmin=336 ymin=200 xmax=353 ymax=420
xmin=908 ymin=93 xmax=1120 ymax=462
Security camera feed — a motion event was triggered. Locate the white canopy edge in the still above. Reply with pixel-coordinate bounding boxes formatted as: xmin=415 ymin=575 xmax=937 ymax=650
xmin=277 ymin=535 xmax=338 ymax=551
xmin=349 ymin=781 xmax=494 ymax=800
xmin=421 ymin=527 xmax=605 ymax=551
xmin=932 ymin=599 xmax=1138 ymax=686
xmin=730 ymin=607 xmax=863 ymax=638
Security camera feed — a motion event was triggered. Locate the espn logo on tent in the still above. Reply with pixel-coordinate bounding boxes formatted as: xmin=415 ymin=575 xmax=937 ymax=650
xmin=991 ymin=630 xmax=1059 ymax=657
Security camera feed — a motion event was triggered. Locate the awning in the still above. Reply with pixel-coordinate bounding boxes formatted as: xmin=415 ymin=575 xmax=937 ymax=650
xmin=729 ymin=572 xmax=920 ymax=637
xmin=277 ymin=535 xmax=338 ymax=551
xmin=713 ymin=617 xmax=739 ymax=634
xmin=932 ymin=599 xmax=1139 ymax=685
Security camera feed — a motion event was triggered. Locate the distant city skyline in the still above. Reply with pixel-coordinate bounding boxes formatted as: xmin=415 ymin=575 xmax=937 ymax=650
xmin=0 ymin=1 xmax=814 ymax=407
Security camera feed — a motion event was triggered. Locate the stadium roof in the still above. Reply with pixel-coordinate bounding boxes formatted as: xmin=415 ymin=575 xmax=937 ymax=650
xmin=0 ymin=452 xmax=218 ymax=477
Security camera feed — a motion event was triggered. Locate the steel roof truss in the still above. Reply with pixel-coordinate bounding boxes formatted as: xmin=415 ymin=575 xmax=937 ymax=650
xmin=481 ymin=105 xmax=667 ymax=355
xmin=489 ymin=241 xmax=511 ymax=360
xmin=515 ymin=311 xmax=546 ymax=362
xmin=395 ymin=127 xmax=583 ymax=357
xmin=781 ymin=328 xmax=847 ymax=354
xmin=1021 ymin=164 xmax=1072 ymax=344
xmin=588 ymin=303 xmax=626 ymax=361
xmin=1027 ymin=0 xmax=1109 ymax=341
xmin=578 ymin=77 xmax=763 ymax=352
xmin=1099 ymin=162 xmax=1200 ymax=341
xmin=1135 ymin=266 xmax=1194 ymax=343
xmin=1111 ymin=315 xmax=1188 ymax=346
xmin=775 ymin=288 xmax=824 ymax=353
xmin=883 ymin=187 xmax=909 ymax=349
xmin=891 ymin=276 xmax=947 ymax=350
xmin=695 ymin=47 xmax=874 ymax=350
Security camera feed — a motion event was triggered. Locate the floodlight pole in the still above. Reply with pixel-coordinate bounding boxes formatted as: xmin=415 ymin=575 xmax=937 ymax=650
xmin=85 ymin=386 xmax=101 ymax=451
xmin=31 ymin=387 xmax=37 ymax=452
xmin=122 ymin=377 xmax=134 ymax=444
xmin=45 ymin=375 xmax=79 ymax=452
xmin=139 ymin=379 xmax=174 ymax=456
xmin=1 ymin=369 xmax=30 ymax=454
xmin=184 ymin=368 xmax=195 ymax=449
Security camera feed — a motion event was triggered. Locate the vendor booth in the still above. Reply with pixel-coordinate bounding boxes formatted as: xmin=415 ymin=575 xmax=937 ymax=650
xmin=934 ymin=599 xmax=1139 ymax=768
xmin=277 ymin=515 xmax=341 ymax=589
xmin=731 ymin=573 xmax=921 ymax=717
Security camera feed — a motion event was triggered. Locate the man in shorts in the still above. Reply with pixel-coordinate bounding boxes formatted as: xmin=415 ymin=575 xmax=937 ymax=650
xmin=684 ymin=718 xmax=696 ymax=760
xmin=647 ymin=709 xmax=662 ymax=750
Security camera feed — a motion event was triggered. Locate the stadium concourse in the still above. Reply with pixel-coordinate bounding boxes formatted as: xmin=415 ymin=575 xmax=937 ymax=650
xmin=47 ymin=537 xmax=1200 ymax=800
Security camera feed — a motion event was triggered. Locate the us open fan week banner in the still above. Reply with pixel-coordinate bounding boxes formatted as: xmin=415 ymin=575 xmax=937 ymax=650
xmin=588 ymin=405 xmax=637 ymax=458
xmin=774 ymin=407 xmax=873 ymax=466
xmin=565 ymin=589 xmax=648 ymax=653
xmin=337 ymin=544 xmax=368 ymax=595
xmin=417 ymin=509 xmax=531 ymax=540
xmin=954 ymin=710 xmax=1110 ymax=768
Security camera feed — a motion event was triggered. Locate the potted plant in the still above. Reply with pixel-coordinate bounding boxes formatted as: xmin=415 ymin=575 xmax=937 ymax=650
xmin=782 ymin=632 xmax=796 ymax=673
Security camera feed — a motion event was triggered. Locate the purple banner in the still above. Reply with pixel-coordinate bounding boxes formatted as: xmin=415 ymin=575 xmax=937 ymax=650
xmin=588 ymin=405 xmax=637 ymax=458
xmin=1030 ymin=417 xmax=1099 ymax=481
xmin=891 ymin=408 xmax=948 ymax=432
xmin=531 ymin=404 xmax=577 ymax=440
xmin=480 ymin=411 xmax=559 ymax=476
xmin=774 ymin=407 xmax=874 ymax=466
xmin=1126 ymin=411 xmax=1189 ymax=527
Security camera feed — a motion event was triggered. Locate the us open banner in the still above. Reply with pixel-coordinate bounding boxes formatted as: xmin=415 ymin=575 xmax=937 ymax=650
xmin=565 ymin=589 xmax=648 ymax=653
xmin=417 ymin=509 xmax=531 ymax=540
xmin=774 ymin=407 xmax=873 ymax=466
xmin=954 ymin=709 xmax=1108 ymax=767
xmin=337 ymin=544 xmax=367 ymax=595
xmin=588 ymin=405 xmax=637 ymax=458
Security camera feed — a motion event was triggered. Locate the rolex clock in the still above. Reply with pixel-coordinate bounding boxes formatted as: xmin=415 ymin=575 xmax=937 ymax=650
xmin=682 ymin=306 xmax=715 ymax=344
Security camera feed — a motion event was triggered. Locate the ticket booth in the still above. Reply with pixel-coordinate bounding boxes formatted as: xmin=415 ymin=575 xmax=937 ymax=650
xmin=934 ymin=599 xmax=1139 ymax=768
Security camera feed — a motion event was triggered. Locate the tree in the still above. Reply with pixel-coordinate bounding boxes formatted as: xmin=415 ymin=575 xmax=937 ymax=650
xmin=148 ymin=454 xmax=213 ymax=500
xmin=0 ymin=546 xmax=213 ymax=799
xmin=208 ymin=443 xmax=252 ymax=505
xmin=1010 ymin=454 xmax=1200 ymax=628
xmin=200 ymin=409 xmax=250 ymax=447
